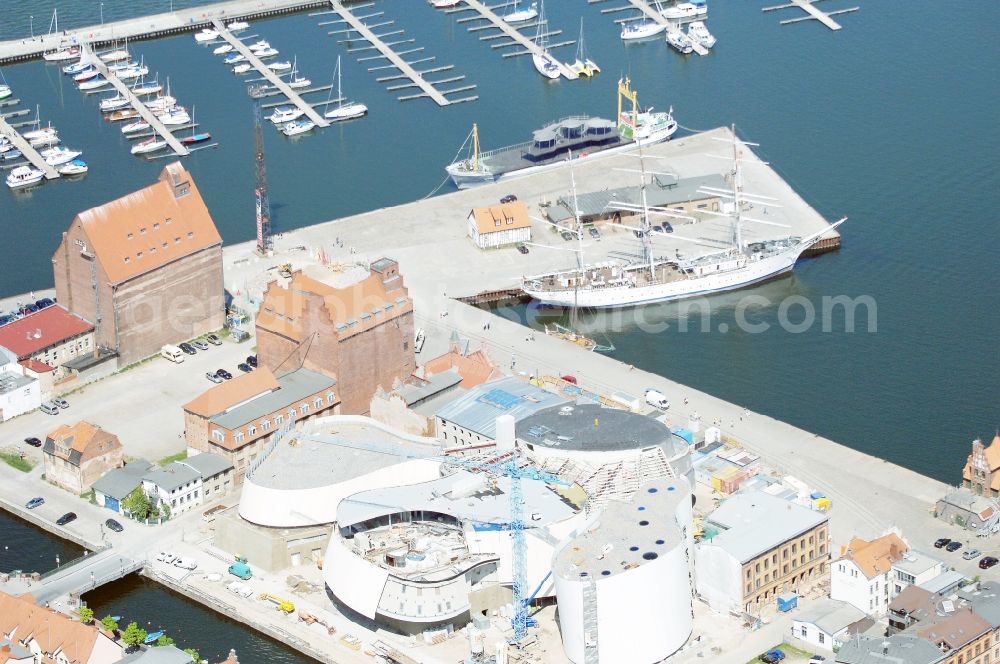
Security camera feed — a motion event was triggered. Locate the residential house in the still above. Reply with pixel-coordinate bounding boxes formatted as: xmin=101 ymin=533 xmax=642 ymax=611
xmin=467 ymin=202 xmax=531 ymax=249
xmin=91 ymin=460 xmax=153 ymax=513
xmin=916 ymin=609 xmax=992 ymax=664
xmin=142 ymin=463 xmax=202 ymax=516
xmin=255 ymin=260 xmax=413 ymax=415
xmin=52 ymin=163 xmax=224 ymax=365
xmin=791 ymin=598 xmax=872 ymax=652
xmin=936 ymin=489 xmax=1000 ymax=532
xmin=831 ymin=532 xmax=908 ymax=616
xmin=835 ymin=634 xmax=945 ymax=664
xmin=179 ymin=453 xmax=234 ymax=503
xmin=891 ymin=550 xmax=947 ymax=596
xmin=115 ymin=646 xmax=194 ymax=664
xmin=695 ymin=491 xmax=830 ymax=615
xmin=183 ymin=368 xmax=337 ymax=479
xmin=0 ymin=307 xmax=94 ymax=379
xmin=0 ymin=592 xmax=122 ymax=664
xmin=0 ymin=346 xmax=40 ymax=422
xmin=42 ymin=422 xmax=123 ymax=495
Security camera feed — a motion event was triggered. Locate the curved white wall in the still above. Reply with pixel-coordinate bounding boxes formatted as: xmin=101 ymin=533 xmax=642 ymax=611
xmin=323 ymin=529 xmax=390 ymax=619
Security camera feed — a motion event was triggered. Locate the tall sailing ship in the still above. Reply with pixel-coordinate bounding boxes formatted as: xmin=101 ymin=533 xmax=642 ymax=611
xmin=445 ymin=78 xmax=676 ymax=189
xmin=521 ymin=130 xmax=846 ymax=309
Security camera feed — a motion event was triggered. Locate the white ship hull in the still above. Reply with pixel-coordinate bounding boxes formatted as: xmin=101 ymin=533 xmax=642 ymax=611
xmin=523 ymin=248 xmax=803 ymax=309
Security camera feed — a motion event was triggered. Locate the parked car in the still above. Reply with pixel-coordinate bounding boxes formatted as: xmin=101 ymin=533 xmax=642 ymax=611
xmin=500 ymin=194 xmax=517 ymax=204
xmin=934 ymin=538 xmax=952 ymax=548
xmin=192 ymin=339 xmax=209 ymax=351
xmin=760 ymin=650 xmax=785 ymax=664
xmin=980 ymin=556 xmax=999 ymax=569
xmin=0 ymin=315 xmax=14 ymax=326
xmin=215 ymin=369 xmax=233 ymax=380
xmin=588 ymin=227 xmax=600 ymax=239
xmin=945 ymin=541 xmax=963 ymax=552
xmin=35 ymin=298 xmax=55 ymax=309
xmin=56 ymin=512 xmax=77 ymax=526
xmin=808 ymin=657 xmax=827 ymax=664
xmin=237 ymin=363 xmax=253 ymax=373
xmin=179 ymin=343 xmax=196 ymax=355
xmin=25 ymin=497 xmax=44 ymax=509
xmin=105 ymin=518 xmax=124 ymax=533
xmin=560 ymin=231 xmax=575 ymax=241
xmin=963 ymin=548 xmax=982 ymax=560
xmin=173 ymin=558 xmax=198 ymax=570
xmin=17 ymin=304 xmax=38 ymax=316
xmin=39 ymin=402 xmax=60 ymax=415
xmin=662 ymin=221 xmax=674 ymax=233
xmin=155 ymin=551 xmax=176 ymax=564
xmin=24 ymin=437 xmax=42 ymax=448
xmin=52 ymin=397 xmax=69 ymax=409
xmin=652 ymin=224 xmax=664 ymax=234
xmin=561 ymin=375 xmax=577 ymax=384
xmin=246 ymin=355 xmax=257 ymax=368
xmin=206 ymin=334 xmax=222 ymax=346
xmin=206 ymin=372 xmax=223 ymax=384
xmin=517 ymin=244 xmax=529 ymax=255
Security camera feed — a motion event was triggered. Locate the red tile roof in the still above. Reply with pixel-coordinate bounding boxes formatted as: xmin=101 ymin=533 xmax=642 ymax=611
xmin=183 ymin=368 xmax=280 ymax=418
xmin=19 ymin=359 xmax=55 ymax=373
xmin=0 ymin=306 xmax=93 ymax=359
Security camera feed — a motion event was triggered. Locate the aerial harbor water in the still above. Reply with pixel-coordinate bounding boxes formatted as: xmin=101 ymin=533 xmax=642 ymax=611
xmin=0 ymin=2 xmax=997 ymax=486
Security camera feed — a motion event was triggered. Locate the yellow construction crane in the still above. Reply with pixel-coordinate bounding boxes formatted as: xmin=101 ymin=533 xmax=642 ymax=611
xmin=258 ymin=593 xmax=295 ymax=614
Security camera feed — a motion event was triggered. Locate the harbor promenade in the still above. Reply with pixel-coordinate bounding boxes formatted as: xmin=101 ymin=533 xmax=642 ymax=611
xmin=0 ymin=114 xmax=60 ymax=179
xmin=0 ymin=0 xmax=326 ymax=64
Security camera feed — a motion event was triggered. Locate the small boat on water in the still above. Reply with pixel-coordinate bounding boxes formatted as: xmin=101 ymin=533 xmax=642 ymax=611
xmin=194 ymin=29 xmax=219 ymax=43
xmin=503 ymin=2 xmax=538 ymax=23
xmin=286 ymin=58 xmax=311 ymax=89
xmin=117 ymin=66 xmax=150 ymax=82
xmin=3 ymin=149 xmax=23 ymax=162
xmin=6 ymin=166 xmax=45 ymax=189
xmin=100 ymin=49 xmax=130 ymax=63
xmin=181 ymin=132 xmax=212 ymax=145
xmin=531 ymin=2 xmax=561 ymax=80
xmin=79 ymin=78 xmax=110 ymax=91
xmin=143 ymin=631 xmax=164 ymax=645
xmin=267 ymin=61 xmax=292 ymax=72
xmin=255 ymin=48 xmax=279 ymax=59
xmin=281 ymin=120 xmax=315 ymax=137
xmin=621 ymin=20 xmax=666 ymax=40
xmin=22 ymin=124 xmax=57 ymax=142
xmin=227 ymin=21 xmax=250 ymax=31
xmin=107 ymin=108 xmax=141 ymax=121
xmin=268 ymin=106 xmax=304 ymax=124
xmin=661 ymin=0 xmax=707 ymax=20
xmin=58 ymin=158 xmax=88 ymax=175
xmin=213 ymin=44 xmax=233 ymax=55
xmin=568 ymin=18 xmax=600 ymax=77
xmin=686 ymin=21 xmax=716 ymax=48
xmin=29 ymin=135 xmax=60 ymax=148
xmin=132 ymin=79 xmax=163 ymax=96
xmin=99 ymin=96 xmax=131 ymax=112
xmin=43 ymin=46 xmax=80 ymax=62
xmin=131 ymin=137 xmax=167 ymax=155
xmin=248 ymin=40 xmax=270 ymax=52
xmin=63 ymin=61 xmax=92 ymax=75
xmin=147 ymin=95 xmax=177 ymax=113
xmin=665 ymin=28 xmax=694 ymax=54
xmin=72 ymin=68 xmax=99 ymax=82
xmin=159 ymin=109 xmax=191 ymax=126
xmin=0 ymin=83 xmax=11 ymax=100
xmin=121 ymin=120 xmax=150 ymax=134
xmin=41 ymin=146 xmax=82 ymax=166
xmin=233 ymin=64 xmax=252 ymax=75
xmin=107 ymin=60 xmax=137 ymax=72
xmin=324 ymin=57 xmax=368 ymax=122
xmin=431 ymin=0 xmax=462 ymax=7
xmin=224 ymin=53 xmax=247 ymax=65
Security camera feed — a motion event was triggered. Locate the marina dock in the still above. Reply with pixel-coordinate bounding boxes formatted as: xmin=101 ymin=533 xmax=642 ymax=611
xmin=81 ymin=43 xmax=190 ymax=157
xmin=762 ymin=0 xmax=859 ymax=30
xmin=620 ymin=0 xmax=709 ymax=55
xmin=458 ymin=0 xmax=580 ymax=79
xmin=211 ymin=20 xmax=330 ymax=127
xmin=0 ymin=113 xmax=60 ymax=180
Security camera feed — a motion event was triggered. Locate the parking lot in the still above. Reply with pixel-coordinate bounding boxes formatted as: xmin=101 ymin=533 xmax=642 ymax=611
xmin=3 ymin=332 xmax=257 ymax=464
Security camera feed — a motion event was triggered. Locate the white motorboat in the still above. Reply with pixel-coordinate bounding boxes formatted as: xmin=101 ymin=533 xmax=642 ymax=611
xmin=131 ymin=137 xmax=167 ymax=154
xmin=686 ymin=21 xmax=716 ymax=48
xmin=79 ymin=78 xmax=110 ymax=91
xmin=72 ymin=68 xmax=99 ymax=82
xmin=665 ymin=28 xmax=694 ymax=54
xmin=41 ymin=146 xmax=82 ymax=165
xmin=531 ymin=2 xmax=561 ymax=79
xmin=268 ymin=106 xmax=304 ymax=124
xmin=267 ymin=61 xmax=292 ymax=72
xmin=621 ymin=20 xmax=665 ymax=40
xmin=281 ymin=120 xmax=315 ymax=136
xmin=43 ymin=46 xmax=80 ymax=62
xmin=99 ymin=96 xmax=131 ymax=112
xmin=100 ymin=49 xmax=130 ymax=63
xmin=6 ymin=166 xmax=44 ymax=189
xmin=58 ymin=159 xmax=88 ymax=176
xmin=224 ymin=53 xmax=247 ymax=64
xmin=254 ymin=47 xmax=279 ymax=58
xmin=503 ymin=2 xmax=538 ymax=23
xmin=117 ymin=66 xmax=150 ymax=81
xmin=3 ymin=149 xmax=23 ymax=162
xmin=213 ymin=44 xmax=233 ymax=55
xmin=29 ymin=134 xmax=60 ymax=148
xmin=108 ymin=60 xmax=138 ymax=72
xmin=62 ymin=61 xmax=92 ymax=75
xmin=227 ymin=21 xmax=250 ymax=31
xmin=288 ymin=74 xmax=312 ymax=90
xmin=661 ymin=0 xmax=707 ymax=20
xmin=22 ymin=125 xmax=57 ymax=142
xmin=121 ymin=120 xmax=150 ymax=134
xmin=159 ymin=109 xmax=191 ymax=125
xmin=0 ymin=84 xmax=10 ymax=100
xmin=248 ymin=40 xmax=270 ymax=51
xmin=324 ymin=57 xmax=368 ymax=122
xmin=431 ymin=0 xmax=462 ymax=7
xmin=233 ymin=64 xmax=252 ymax=75
xmin=194 ymin=29 xmax=219 ymax=43
xmin=146 ymin=95 xmax=177 ymax=113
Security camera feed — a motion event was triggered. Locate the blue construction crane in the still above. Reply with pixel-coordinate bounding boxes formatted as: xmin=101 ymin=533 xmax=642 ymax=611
xmin=295 ymin=421 xmax=567 ymax=644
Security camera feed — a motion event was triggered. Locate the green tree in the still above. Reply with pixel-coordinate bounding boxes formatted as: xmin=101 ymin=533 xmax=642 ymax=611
xmin=122 ymin=487 xmax=151 ymax=520
xmin=100 ymin=615 xmax=119 ymax=633
xmin=78 ymin=607 xmax=94 ymax=624
xmin=160 ymin=502 xmax=171 ymax=520
xmin=154 ymin=635 xmax=175 ymax=647
xmin=183 ymin=648 xmax=201 ymax=663
xmin=121 ymin=622 xmax=148 ymax=647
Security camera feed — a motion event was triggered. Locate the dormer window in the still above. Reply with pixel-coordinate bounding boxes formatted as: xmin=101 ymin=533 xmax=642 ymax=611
xmin=153 ymin=222 xmax=160 ymax=230
xmin=127 ymin=233 xmax=134 ymax=240
xmin=140 ymin=227 xmax=147 ymax=235
xmin=124 ymin=256 xmax=130 ymax=263
xmin=187 ymin=231 xmax=194 ymax=239
xmin=136 ymin=251 xmax=143 ymax=258
xmin=165 ymin=217 xmax=172 ymax=225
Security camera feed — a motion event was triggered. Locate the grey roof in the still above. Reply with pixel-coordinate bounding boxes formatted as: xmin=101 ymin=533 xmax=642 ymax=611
xmin=835 ymin=634 xmax=946 ymax=664
xmin=917 ymin=570 xmax=966 ymax=595
xmin=0 ymin=345 xmax=17 ymax=366
xmin=939 ymin=488 xmax=997 ymax=514
xmin=398 ymin=369 xmax=463 ymax=406
xmin=178 ymin=452 xmax=233 ymax=479
xmin=143 ymin=462 xmax=201 ymax=492
xmin=91 ymin=460 xmax=153 ymax=500
xmin=435 ymin=376 xmax=569 ymax=439
xmin=115 ymin=645 xmax=194 ymax=664
xmin=958 ymin=581 xmax=1000 ymax=628
xmin=412 ymin=386 xmax=468 ymax=418
xmin=701 ymin=491 xmax=828 ymax=563
xmin=0 ymin=370 xmax=34 ymax=395
xmin=516 ymin=403 xmax=679 ymax=453
xmin=794 ymin=597 xmax=868 ymax=635
xmin=892 ymin=550 xmax=943 ymax=577
xmin=546 ymin=173 xmax=728 ymax=224
xmin=210 ymin=368 xmax=336 ymax=430
xmin=0 ymin=638 xmax=33 ymax=660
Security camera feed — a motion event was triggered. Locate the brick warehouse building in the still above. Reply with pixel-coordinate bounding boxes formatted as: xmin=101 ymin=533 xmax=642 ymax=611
xmin=255 ymin=259 xmax=414 ymax=415
xmin=51 ymin=163 xmax=224 ymax=366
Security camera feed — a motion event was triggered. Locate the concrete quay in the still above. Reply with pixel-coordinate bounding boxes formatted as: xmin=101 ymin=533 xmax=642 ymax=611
xmin=0 ymin=0 xmax=326 ymax=65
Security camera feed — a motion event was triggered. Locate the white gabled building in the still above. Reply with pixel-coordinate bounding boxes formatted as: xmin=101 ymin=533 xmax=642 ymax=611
xmin=830 ymin=532 xmax=908 ymax=617
xmin=0 ymin=346 xmax=40 ymax=422
xmin=790 ymin=597 xmax=871 ymax=652
xmin=467 ymin=202 xmax=531 ymax=249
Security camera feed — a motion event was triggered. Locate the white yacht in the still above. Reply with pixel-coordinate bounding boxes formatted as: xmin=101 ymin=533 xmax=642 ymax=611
xmin=224 ymin=53 xmax=247 ymax=64
xmin=29 ymin=134 xmax=60 ymax=148
xmin=0 ymin=84 xmax=10 ymax=100
xmin=72 ymin=68 xmax=99 ymax=82
xmin=661 ymin=1 xmax=707 ymax=20
xmin=324 ymin=57 xmax=368 ymax=122
xmin=503 ymin=2 xmax=538 ymax=23
xmin=255 ymin=47 xmax=280 ymax=58
xmin=268 ymin=106 xmax=304 ymax=124
xmin=282 ymin=120 xmax=315 ymax=137
xmin=100 ymin=48 xmax=130 ymax=63
xmin=248 ymin=40 xmax=270 ymax=51
xmin=121 ymin=120 xmax=150 ymax=134
xmin=117 ymin=66 xmax=150 ymax=81
xmin=431 ymin=0 xmax=462 ymax=7
xmin=621 ymin=21 xmax=666 ymax=40
xmin=213 ymin=44 xmax=233 ymax=55
xmin=41 ymin=146 xmax=82 ymax=166
xmin=531 ymin=2 xmax=561 ymax=79
xmin=131 ymin=137 xmax=167 ymax=154
xmin=267 ymin=61 xmax=292 ymax=72
xmin=131 ymin=79 xmax=163 ymax=96
xmin=22 ymin=125 xmax=57 ymax=142
xmin=43 ymin=46 xmax=80 ymax=62
xmin=159 ymin=109 xmax=191 ymax=125
xmin=146 ymin=95 xmax=178 ymax=112
xmin=58 ymin=159 xmax=88 ymax=176
xmin=233 ymin=64 xmax=252 ymax=75
xmin=6 ymin=166 xmax=44 ymax=189
xmin=687 ymin=21 xmax=716 ymax=48
xmin=665 ymin=28 xmax=694 ymax=54
xmin=227 ymin=21 xmax=250 ymax=31
xmin=194 ymin=29 xmax=219 ymax=43
xmin=78 ymin=78 xmax=110 ymax=91
xmin=99 ymin=96 xmax=131 ymax=112
xmin=62 ymin=61 xmax=92 ymax=75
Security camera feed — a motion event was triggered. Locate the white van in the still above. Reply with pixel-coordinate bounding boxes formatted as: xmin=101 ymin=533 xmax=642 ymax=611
xmin=160 ymin=344 xmax=184 ymax=363
xmin=645 ymin=389 xmax=670 ymax=410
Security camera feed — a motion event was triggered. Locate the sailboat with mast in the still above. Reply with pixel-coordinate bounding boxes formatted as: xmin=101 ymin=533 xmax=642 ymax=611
xmin=323 ymin=56 xmax=367 ymax=122
xmin=568 ymin=19 xmax=600 ymax=78
xmin=42 ymin=10 xmax=81 ymax=62
xmin=531 ymin=1 xmax=561 ymax=80
xmin=521 ymin=128 xmax=847 ymax=309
